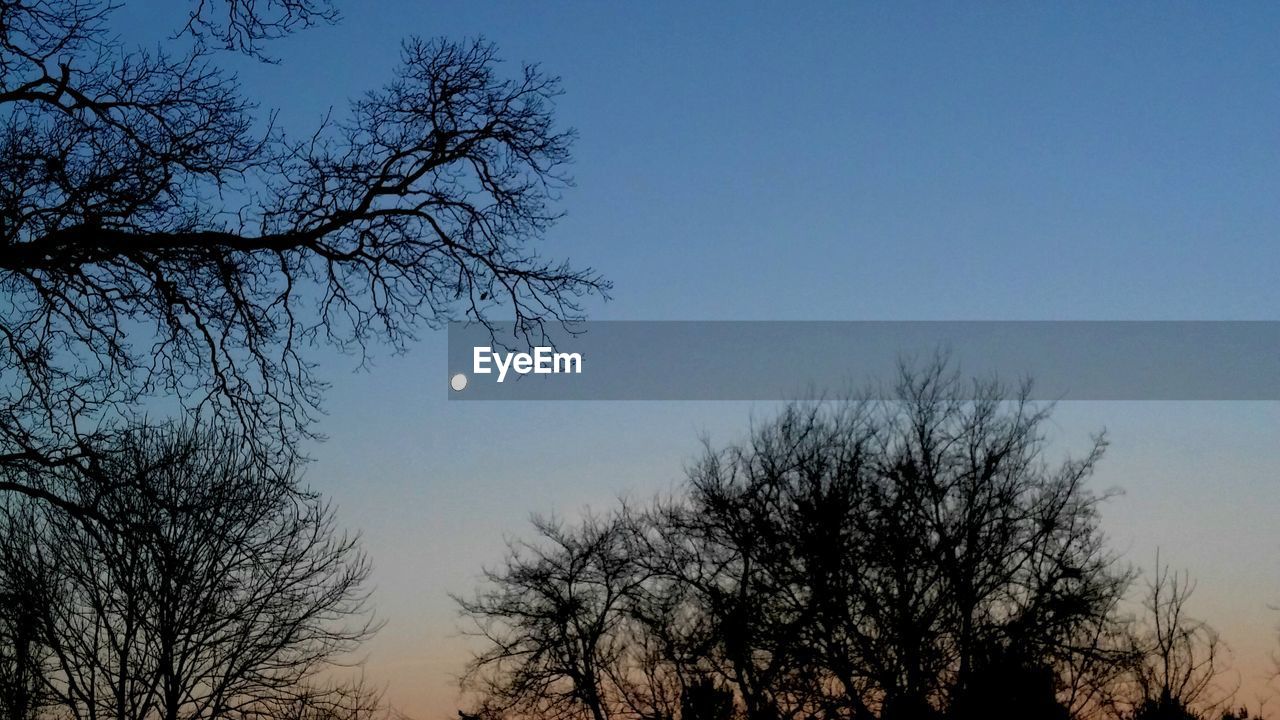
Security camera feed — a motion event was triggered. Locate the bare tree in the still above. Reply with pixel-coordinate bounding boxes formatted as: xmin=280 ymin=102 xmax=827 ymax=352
xmin=1116 ymin=557 xmax=1231 ymax=720
xmin=0 ymin=422 xmax=377 ymax=720
xmin=456 ymin=513 xmax=659 ymax=720
xmin=647 ymin=403 xmax=872 ymax=720
xmin=457 ymin=360 xmax=1137 ymax=720
xmin=0 ymin=0 xmax=608 ymax=517
xmin=656 ymin=361 xmax=1131 ymax=720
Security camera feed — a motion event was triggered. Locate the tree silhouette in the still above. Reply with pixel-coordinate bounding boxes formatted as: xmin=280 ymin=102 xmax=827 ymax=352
xmin=457 ymin=360 xmax=1138 ymax=720
xmin=0 ymin=423 xmax=377 ymax=720
xmin=0 ymin=0 xmax=608 ymax=519
xmin=1115 ymin=558 xmax=1230 ymax=720
xmin=456 ymin=513 xmax=646 ymax=720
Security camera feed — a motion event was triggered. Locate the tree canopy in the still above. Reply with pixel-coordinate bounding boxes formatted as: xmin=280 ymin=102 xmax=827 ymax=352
xmin=0 ymin=0 xmax=608 ymax=516
xmin=457 ymin=362 xmax=1171 ymax=720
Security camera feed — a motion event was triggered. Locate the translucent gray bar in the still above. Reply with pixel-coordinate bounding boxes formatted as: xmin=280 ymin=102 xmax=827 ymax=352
xmin=446 ymin=321 xmax=1280 ymax=400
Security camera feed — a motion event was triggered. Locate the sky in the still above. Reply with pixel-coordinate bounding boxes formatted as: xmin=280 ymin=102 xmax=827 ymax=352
xmin=113 ymin=2 xmax=1280 ymax=716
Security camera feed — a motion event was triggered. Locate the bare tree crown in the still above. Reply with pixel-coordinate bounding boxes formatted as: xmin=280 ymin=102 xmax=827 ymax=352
xmin=0 ymin=0 xmax=608 ymax=501
xmin=0 ymin=422 xmax=377 ymax=720
xmin=456 ymin=362 xmax=1138 ymax=720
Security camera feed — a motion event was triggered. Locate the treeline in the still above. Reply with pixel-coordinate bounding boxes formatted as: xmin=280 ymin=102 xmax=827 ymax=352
xmin=0 ymin=425 xmax=382 ymax=720
xmin=0 ymin=362 xmax=1266 ymax=720
xmin=456 ymin=362 xmax=1262 ymax=720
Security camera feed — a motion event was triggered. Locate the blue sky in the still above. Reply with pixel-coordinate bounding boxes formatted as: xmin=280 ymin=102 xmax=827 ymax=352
xmin=114 ymin=2 xmax=1280 ymax=714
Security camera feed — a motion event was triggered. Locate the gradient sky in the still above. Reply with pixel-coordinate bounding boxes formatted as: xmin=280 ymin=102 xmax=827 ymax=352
xmin=114 ymin=2 xmax=1280 ymax=716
